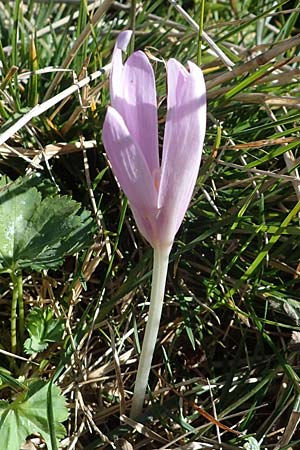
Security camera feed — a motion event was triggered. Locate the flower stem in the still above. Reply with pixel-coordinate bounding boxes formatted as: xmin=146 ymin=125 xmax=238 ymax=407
xmin=130 ymin=245 xmax=171 ymax=418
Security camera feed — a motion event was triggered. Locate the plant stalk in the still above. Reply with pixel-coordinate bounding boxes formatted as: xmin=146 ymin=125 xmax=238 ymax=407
xmin=197 ymin=0 xmax=205 ymax=66
xmin=128 ymin=0 xmax=136 ymax=55
xmin=10 ymin=272 xmax=18 ymax=354
xmin=10 ymin=271 xmax=24 ymax=355
xmin=17 ymin=272 xmax=24 ymax=345
xmin=130 ymin=245 xmax=171 ymax=418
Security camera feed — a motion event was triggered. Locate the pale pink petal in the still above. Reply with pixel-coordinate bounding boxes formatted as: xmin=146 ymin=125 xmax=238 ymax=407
xmin=158 ymin=59 xmax=206 ymax=243
xmin=166 ymin=59 xmax=189 ymax=110
xmin=132 ymin=203 xmax=176 ymax=250
xmin=111 ymin=49 xmax=159 ymax=174
xmin=110 ymin=30 xmax=132 ymax=104
xmin=130 ymin=204 xmax=159 ymax=248
xmin=103 ymin=106 xmax=158 ymax=211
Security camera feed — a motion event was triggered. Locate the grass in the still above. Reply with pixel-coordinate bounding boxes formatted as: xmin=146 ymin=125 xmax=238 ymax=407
xmin=1 ymin=0 xmax=300 ymax=448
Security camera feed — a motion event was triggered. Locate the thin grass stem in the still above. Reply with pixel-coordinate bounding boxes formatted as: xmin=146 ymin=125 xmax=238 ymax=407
xmin=128 ymin=0 xmax=136 ymax=54
xmin=10 ymin=272 xmax=18 ymax=355
xmin=130 ymin=245 xmax=171 ymax=418
xmin=16 ymin=272 xmax=24 ymax=346
xmin=197 ymin=0 xmax=205 ymax=66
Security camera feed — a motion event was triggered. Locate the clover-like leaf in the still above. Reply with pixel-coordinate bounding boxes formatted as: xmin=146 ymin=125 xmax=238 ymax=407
xmin=24 ymin=307 xmax=64 ymax=355
xmin=0 ymin=175 xmax=95 ymax=272
xmin=0 ymin=380 xmax=68 ymax=450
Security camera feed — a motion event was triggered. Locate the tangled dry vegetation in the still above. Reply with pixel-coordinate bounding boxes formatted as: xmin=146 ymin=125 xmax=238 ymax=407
xmin=1 ymin=1 xmax=300 ymax=449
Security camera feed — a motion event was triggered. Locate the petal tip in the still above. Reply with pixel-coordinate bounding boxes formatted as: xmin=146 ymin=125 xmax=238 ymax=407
xmin=116 ymin=30 xmax=132 ymax=51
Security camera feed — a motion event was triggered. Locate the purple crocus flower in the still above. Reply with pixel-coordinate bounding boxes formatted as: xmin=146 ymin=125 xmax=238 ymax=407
xmin=102 ymin=30 xmax=206 ymax=417
xmin=103 ymin=30 xmax=206 ymax=251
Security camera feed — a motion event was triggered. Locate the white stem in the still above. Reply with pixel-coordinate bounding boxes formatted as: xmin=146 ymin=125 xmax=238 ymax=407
xmin=130 ymin=245 xmax=171 ymax=418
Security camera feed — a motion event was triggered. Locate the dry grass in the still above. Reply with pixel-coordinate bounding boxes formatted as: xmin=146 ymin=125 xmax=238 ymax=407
xmin=1 ymin=1 xmax=300 ymax=449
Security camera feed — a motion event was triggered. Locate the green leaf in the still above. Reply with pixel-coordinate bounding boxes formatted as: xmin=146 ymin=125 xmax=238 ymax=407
xmin=0 ymin=380 xmax=68 ymax=450
xmin=0 ymin=176 xmax=95 ymax=272
xmin=0 ymin=368 xmax=27 ymax=391
xmin=24 ymin=307 xmax=64 ymax=355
